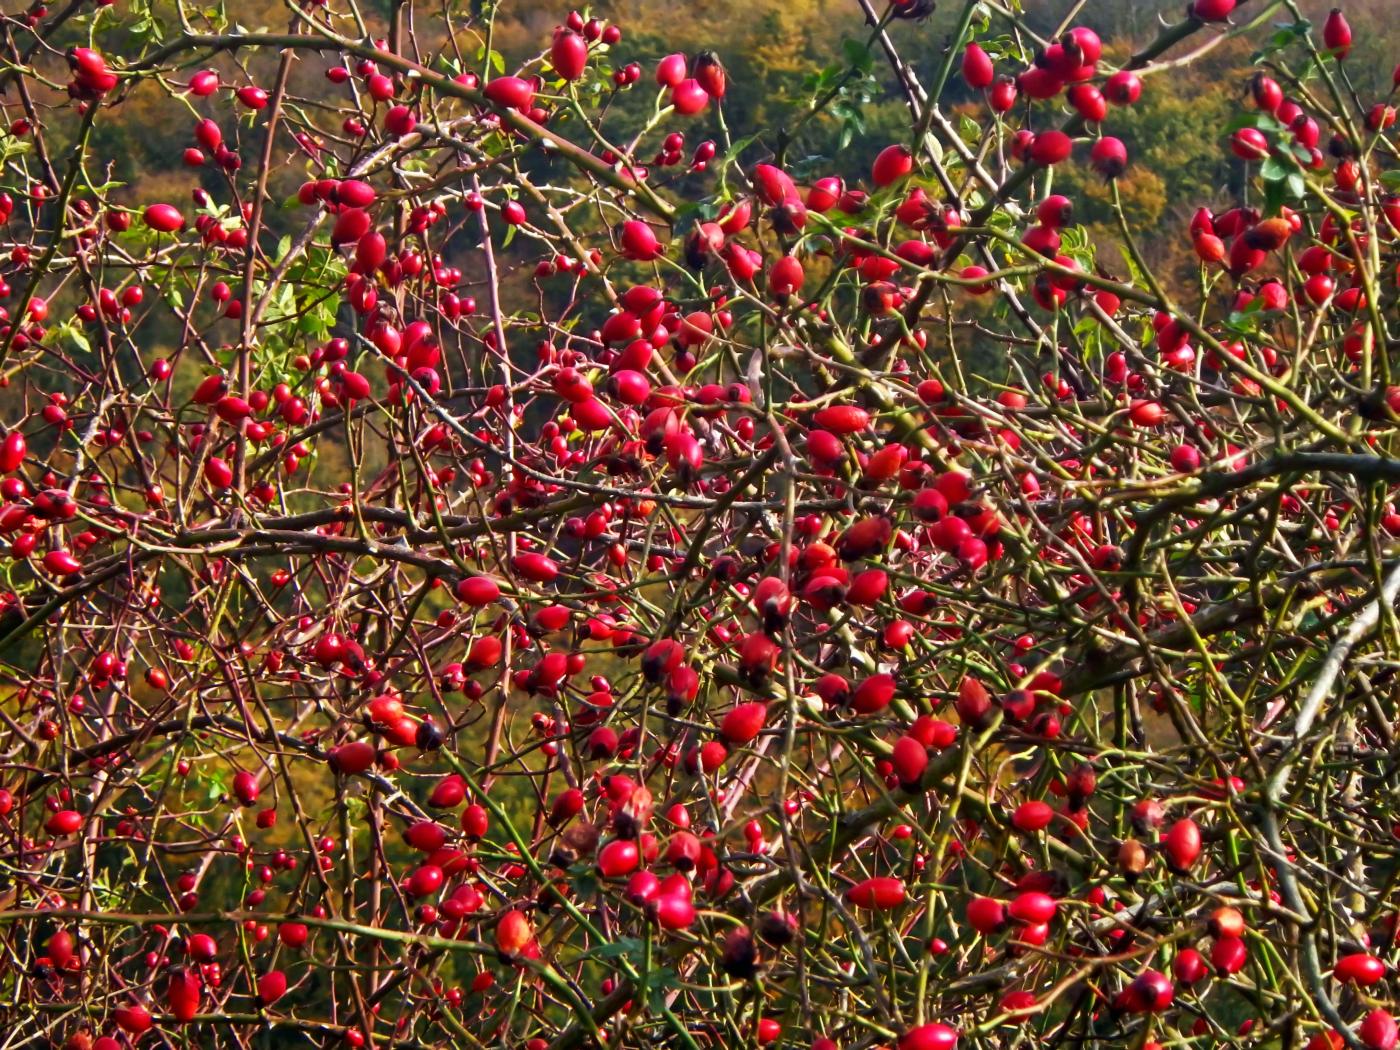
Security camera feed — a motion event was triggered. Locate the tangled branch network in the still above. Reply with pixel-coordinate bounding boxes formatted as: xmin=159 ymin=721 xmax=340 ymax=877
xmin=2 ymin=0 xmax=1400 ymax=1048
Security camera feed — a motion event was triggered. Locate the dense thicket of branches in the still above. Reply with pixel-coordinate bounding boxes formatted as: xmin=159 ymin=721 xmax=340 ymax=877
xmin=3 ymin=1 xmax=1400 ymax=1049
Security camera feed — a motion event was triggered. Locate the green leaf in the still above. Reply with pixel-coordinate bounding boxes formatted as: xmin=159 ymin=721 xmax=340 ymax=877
xmin=1224 ymin=112 xmax=1287 ymax=135
xmin=1072 ymin=311 xmax=1101 ymax=341
xmin=1258 ymin=156 xmax=1290 ymax=183
xmin=958 ymin=113 xmax=981 ymax=146
xmin=805 ymin=63 xmax=845 ymax=96
xmin=670 ymin=199 xmax=712 ymax=239
xmin=579 ymin=937 xmax=643 ymax=961
xmin=1116 ymin=243 xmax=1145 ymax=287
xmin=841 ymin=37 xmax=875 ymax=75
xmin=645 ymin=968 xmax=680 ymax=1011
xmin=1250 ymin=20 xmax=1311 ymax=63
xmin=0 ymin=138 xmax=33 ymax=163
xmin=1224 ymin=308 xmax=1261 ymax=335
xmin=714 ymin=134 xmax=758 ymax=197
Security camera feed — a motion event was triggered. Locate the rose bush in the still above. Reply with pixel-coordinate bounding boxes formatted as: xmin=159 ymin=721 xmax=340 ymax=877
xmin=2 ymin=0 xmax=1400 ymax=1048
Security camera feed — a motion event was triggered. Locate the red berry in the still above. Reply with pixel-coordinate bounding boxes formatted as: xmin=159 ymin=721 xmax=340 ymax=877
xmin=1335 ymin=953 xmax=1386 ymax=986
xmin=965 ymin=896 xmax=1006 ymax=934
xmin=455 ymin=576 xmax=501 ymax=606
xmin=1090 ymin=136 xmax=1128 ymax=178
xmin=45 ymin=809 xmax=83 ymax=835
xmin=1010 ymin=801 xmax=1055 ymax=833
xmin=962 ymin=44 xmax=994 ymax=90
xmin=720 ymin=702 xmax=767 ymax=745
xmin=1230 ymin=127 xmax=1270 ymax=160
xmin=257 ymin=970 xmax=288 ymax=1005
xmin=871 ymin=145 xmax=914 ymax=187
xmin=550 ymin=29 xmax=589 ymax=81
xmin=671 ymin=79 xmax=709 ymax=116
xmin=1029 ymin=130 xmax=1073 ymax=166
xmin=483 ymin=76 xmax=535 ymax=111
xmin=1191 ymin=0 xmax=1237 ymax=21
xmin=1163 ymin=817 xmax=1202 ymax=871
xmin=891 ymin=736 xmax=928 ymax=788
xmin=1323 ymin=8 xmax=1352 ymax=59
xmin=328 ymin=741 xmax=376 ymax=775
xmin=1362 ymin=1010 xmax=1399 ymax=1050
xmin=143 ymin=203 xmax=185 ymax=232
xmin=898 ymin=1024 xmax=959 ymax=1050
xmin=597 ymin=838 xmax=641 ymax=877
xmin=1104 ymin=71 xmax=1142 ymax=105
xmin=846 ymin=877 xmax=906 ymax=910
xmin=812 ymin=405 xmax=870 ymax=434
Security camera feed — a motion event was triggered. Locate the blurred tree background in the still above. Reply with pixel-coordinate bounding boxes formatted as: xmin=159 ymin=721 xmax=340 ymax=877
xmin=40 ymin=0 xmax=1400 ymax=271
xmin=18 ymin=0 xmax=1396 ymax=389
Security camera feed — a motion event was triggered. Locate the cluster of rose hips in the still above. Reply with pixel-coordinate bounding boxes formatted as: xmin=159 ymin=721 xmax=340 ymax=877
xmin=7 ymin=2 xmax=1400 ymax=1049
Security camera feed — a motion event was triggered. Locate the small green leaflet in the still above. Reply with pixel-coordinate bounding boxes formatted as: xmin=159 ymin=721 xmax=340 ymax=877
xmin=1251 ymin=20 xmax=1313 ymax=64
xmin=578 ymin=937 xmax=643 ymax=961
xmin=841 ymin=37 xmax=875 ymax=76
